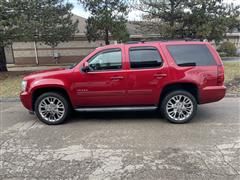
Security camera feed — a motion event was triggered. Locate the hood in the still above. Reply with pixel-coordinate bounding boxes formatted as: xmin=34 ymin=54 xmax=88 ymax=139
xmin=23 ymin=67 xmax=69 ymax=80
xmin=29 ymin=68 xmax=66 ymax=75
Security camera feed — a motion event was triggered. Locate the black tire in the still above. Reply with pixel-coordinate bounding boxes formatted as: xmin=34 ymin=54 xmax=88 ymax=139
xmin=160 ymin=90 xmax=197 ymax=124
xmin=34 ymin=92 xmax=70 ymax=125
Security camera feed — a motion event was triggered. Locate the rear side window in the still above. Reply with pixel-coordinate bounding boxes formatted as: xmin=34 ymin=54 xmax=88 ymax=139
xmin=129 ymin=47 xmax=163 ymax=68
xmin=167 ymin=44 xmax=216 ymax=66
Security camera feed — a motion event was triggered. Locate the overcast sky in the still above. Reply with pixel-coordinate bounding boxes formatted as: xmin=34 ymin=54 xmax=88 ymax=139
xmin=67 ymin=0 xmax=240 ymax=21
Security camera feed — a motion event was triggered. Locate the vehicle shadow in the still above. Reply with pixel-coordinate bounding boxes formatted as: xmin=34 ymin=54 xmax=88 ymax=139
xmin=67 ymin=106 xmax=218 ymax=125
xmin=69 ymin=110 xmax=166 ymax=123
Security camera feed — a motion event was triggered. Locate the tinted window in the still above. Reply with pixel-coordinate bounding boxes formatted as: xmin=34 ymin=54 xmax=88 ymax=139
xmin=167 ymin=45 xmax=216 ymax=66
xmin=129 ymin=47 xmax=163 ymax=68
xmin=88 ymin=49 xmax=122 ymax=71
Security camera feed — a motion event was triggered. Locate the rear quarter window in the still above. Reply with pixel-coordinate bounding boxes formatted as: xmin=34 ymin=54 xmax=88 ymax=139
xmin=167 ymin=44 xmax=217 ymax=66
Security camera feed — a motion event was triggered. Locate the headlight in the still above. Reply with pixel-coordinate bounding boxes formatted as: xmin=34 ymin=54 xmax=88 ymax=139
xmin=21 ymin=80 xmax=27 ymax=92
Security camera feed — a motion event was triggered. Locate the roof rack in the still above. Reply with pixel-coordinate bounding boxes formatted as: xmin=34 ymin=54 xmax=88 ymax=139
xmin=125 ymin=38 xmax=200 ymax=44
xmin=125 ymin=40 xmax=145 ymax=44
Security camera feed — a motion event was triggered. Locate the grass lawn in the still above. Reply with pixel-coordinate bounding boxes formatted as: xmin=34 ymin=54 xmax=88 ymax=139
xmin=223 ymin=61 xmax=240 ymax=83
xmin=223 ymin=61 xmax=240 ymax=94
xmin=0 ymin=71 xmax=31 ymax=97
xmin=0 ymin=62 xmax=239 ymax=98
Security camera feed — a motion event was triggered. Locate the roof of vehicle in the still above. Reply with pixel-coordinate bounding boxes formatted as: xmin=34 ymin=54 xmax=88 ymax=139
xmin=96 ymin=41 xmax=210 ymax=50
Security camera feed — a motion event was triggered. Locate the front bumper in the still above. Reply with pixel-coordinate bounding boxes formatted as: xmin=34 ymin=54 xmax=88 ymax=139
xmin=199 ymin=85 xmax=226 ymax=104
xmin=20 ymin=91 xmax=33 ymax=111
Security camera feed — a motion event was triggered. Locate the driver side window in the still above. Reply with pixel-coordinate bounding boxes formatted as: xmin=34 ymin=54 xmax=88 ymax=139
xmin=88 ymin=49 xmax=122 ymax=71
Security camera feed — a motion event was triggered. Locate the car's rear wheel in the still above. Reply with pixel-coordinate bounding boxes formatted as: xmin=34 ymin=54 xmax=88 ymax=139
xmin=160 ymin=90 xmax=197 ymax=124
xmin=34 ymin=92 xmax=70 ymax=125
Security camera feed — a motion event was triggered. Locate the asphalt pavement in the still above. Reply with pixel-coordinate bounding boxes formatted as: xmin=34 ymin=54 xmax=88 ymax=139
xmin=0 ymin=98 xmax=240 ymax=179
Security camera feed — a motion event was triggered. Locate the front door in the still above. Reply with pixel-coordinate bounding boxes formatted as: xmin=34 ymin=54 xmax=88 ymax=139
xmin=74 ymin=48 xmax=127 ymax=107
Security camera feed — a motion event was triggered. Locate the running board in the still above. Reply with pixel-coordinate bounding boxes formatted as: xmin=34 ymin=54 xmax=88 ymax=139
xmin=75 ymin=106 xmax=158 ymax=112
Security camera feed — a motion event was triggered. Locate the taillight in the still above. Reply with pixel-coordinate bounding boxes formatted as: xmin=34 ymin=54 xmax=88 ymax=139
xmin=217 ymin=64 xmax=224 ymax=85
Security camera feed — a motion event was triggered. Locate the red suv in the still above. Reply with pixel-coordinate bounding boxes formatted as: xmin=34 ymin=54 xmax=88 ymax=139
xmin=20 ymin=41 xmax=226 ymax=125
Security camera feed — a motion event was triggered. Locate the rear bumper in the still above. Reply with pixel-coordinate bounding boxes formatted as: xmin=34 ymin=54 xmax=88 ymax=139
xmin=20 ymin=91 xmax=33 ymax=111
xmin=199 ymin=85 xmax=226 ymax=104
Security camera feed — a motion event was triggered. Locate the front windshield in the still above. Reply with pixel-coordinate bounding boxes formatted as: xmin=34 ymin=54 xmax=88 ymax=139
xmin=68 ymin=49 xmax=95 ymax=69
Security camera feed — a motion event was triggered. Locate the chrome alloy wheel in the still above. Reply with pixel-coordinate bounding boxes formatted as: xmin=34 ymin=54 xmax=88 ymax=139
xmin=166 ymin=95 xmax=193 ymax=121
xmin=38 ymin=97 xmax=65 ymax=122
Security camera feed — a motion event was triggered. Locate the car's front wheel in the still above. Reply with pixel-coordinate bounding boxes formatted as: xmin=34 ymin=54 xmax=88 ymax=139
xmin=34 ymin=92 xmax=70 ymax=125
xmin=161 ymin=90 xmax=197 ymax=124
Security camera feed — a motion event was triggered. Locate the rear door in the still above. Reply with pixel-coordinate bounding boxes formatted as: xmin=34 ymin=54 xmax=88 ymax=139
xmin=125 ymin=44 xmax=169 ymax=106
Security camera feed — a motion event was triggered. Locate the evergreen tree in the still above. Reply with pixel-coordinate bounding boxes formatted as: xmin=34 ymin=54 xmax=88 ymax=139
xmin=0 ymin=0 xmax=78 ymax=72
xmin=80 ymin=0 xmax=129 ymax=45
xmin=139 ymin=0 xmax=188 ymax=39
xmin=185 ymin=0 xmax=240 ymax=43
xmin=138 ymin=0 xmax=240 ymax=42
xmin=0 ymin=0 xmax=17 ymax=71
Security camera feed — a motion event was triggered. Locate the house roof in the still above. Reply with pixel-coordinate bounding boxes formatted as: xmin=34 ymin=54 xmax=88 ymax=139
xmin=226 ymin=32 xmax=240 ymax=37
xmin=72 ymin=15 xmax=87 ymax=35
xmin=73 ymin=14 xmax=240 ymax=39
xmin=72 ymin=14 xmax=156 ymax=38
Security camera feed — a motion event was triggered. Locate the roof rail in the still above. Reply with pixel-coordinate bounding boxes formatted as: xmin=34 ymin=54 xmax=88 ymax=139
xmin=125 ymin=38 xmax=201 ymax=44
xmin=125 ymin=40 xmax=145 ymax=44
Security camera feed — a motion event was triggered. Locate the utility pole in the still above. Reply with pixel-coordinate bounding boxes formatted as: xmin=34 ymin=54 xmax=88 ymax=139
xmin=33 ymin=40 xmax=39 ymax=65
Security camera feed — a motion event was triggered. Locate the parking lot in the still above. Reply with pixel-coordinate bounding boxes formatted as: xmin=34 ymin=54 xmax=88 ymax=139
xmin=0 ymin=98 xmax=240 ymax=179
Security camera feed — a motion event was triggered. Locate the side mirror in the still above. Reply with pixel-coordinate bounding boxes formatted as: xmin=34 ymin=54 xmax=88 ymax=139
xmin=81 ymin=62 xmax=91 ymax=73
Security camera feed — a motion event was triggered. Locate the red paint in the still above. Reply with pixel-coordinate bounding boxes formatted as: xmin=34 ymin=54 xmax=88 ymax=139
xmin=20 ymin=41 xmax=226 ymax=111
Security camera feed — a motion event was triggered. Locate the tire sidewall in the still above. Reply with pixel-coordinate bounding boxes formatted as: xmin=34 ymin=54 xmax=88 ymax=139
xmin=34 ymin=92 xmax=69 ymax=125
xmin=161 ymin=90 xmax=197 ymax=124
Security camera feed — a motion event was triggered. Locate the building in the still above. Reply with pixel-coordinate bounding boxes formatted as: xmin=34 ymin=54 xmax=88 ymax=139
xmin=226 ymin=32 xmax=240 ymax=54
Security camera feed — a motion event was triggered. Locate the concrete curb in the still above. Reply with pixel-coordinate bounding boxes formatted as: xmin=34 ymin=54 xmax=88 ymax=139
xmin=0 ymin=93 xmax=239 ymax=103
xmin=225 ymin=93 xmax=240 ymax=98
xmin=0 ymin=97 xmax=20 ymax=102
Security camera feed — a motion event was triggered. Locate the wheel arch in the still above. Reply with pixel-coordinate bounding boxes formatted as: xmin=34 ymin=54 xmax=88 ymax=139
xmin=159 ymin=82 xmax=199 ymax=105
xmin=32 ymin=87 xmax=73 ymax=111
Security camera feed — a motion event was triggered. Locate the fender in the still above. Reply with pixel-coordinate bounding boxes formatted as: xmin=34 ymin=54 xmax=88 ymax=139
xmin=30 ymin=79 xmax=67 ymax=93
xmin=29 ymin=78 xmax=74 ymax=106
